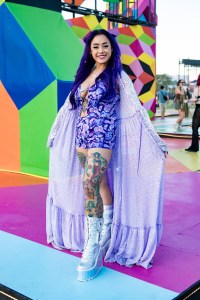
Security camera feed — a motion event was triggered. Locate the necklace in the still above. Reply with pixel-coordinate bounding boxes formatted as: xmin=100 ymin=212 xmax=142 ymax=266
xmin=81 ymin=97 xmax=88 ymax=113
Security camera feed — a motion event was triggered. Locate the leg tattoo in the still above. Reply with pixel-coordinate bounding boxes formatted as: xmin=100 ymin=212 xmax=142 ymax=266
xmin=77 ymin=151 xmax=86 ymax=168
xmin=83 ymin=152 xmax=108 ymax=218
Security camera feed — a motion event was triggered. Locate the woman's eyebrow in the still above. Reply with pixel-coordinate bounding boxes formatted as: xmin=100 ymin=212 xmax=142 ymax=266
xmin=92 ymin=42 xmax=109 ymax=46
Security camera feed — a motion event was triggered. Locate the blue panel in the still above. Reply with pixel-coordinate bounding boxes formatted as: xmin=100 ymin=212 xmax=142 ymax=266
xmin=57 ymin=80 xmax=73 ymax=111
xmin=139 ymin=14 xmax=147 ymax=22
xmin=0 ymin=4 xmax=55 ymax=109
xmin=0 ymin=231 xmax=178 ymax=300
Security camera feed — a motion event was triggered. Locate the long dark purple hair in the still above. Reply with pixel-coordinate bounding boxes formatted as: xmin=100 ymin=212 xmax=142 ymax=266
xmin=69 ymin=29 xmax=122 ymax=109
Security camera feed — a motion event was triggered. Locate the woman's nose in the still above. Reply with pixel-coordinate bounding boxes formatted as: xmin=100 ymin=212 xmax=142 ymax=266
xmin=98 ymin=46 xmax=104 ymax=52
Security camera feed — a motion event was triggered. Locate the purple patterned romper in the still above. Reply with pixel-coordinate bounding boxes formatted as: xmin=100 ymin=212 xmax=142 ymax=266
xmin=75 ymin=79 xmax=120 ymax=150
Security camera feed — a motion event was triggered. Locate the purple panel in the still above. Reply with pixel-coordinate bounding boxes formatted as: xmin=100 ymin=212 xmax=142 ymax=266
xmin=139 ymin=40 xmax=155 ymax=57
xmin=130 ymin=39 xmax=143 ymax=57
xmin=119 ymin=44 xmax=136 ymax=57
xmin=151 ymin=43 xmax=156 ymax=56
xmin=130 ymin=59 xmax=144 ymax=76
xmin=0 ymin=185 xmax=48 ymax=244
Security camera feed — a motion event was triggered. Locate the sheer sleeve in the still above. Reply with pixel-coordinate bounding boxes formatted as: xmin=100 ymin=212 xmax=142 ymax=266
xmin=118 ymin=71 xmax=168 ymax=153
xmin=47 ymin=96 xmax=71 ymax=147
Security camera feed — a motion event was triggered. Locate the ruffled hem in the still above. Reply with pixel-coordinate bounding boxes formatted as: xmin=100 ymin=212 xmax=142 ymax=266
xmin=105 ymin=222 xmax=162 ymax=269
xmin=47 ymin=195 xmax=162 ymax=268
xmin=46 ymin=195 xmax=85 ymax=252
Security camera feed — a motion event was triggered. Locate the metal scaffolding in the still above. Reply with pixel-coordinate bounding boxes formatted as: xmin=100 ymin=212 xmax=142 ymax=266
xmin=179 ymin=59 xmax=200 ymax=83
xmin=61 ymin=0 xmax=157 ymax=27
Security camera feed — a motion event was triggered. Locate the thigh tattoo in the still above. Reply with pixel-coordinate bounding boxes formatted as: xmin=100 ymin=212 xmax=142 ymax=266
xmin=77 ymin=151 xmax=86 ymax=168
xmin=83 ymin=152 xmax=108 ymax=218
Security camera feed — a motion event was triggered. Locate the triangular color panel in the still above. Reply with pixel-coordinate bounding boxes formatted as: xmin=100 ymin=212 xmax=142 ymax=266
xmin=70 ymin=17 xmax=89 ymax=29
xmin=7 ymin=3 xmax=84 ymax=80
xmin=0 ymin=81 xmax=20 ymax=171
xmin=20 ymin=81 xmax=57 ymax=177
xmin=57 ymin=80 xmax=73 ymax=110
xmin=130 ymin=39 xmax=143 ymax=57
xmin=0 ymin=4 xmax=55 ymax=109
xmin=142 ymin=26 xmax=155 ymax=40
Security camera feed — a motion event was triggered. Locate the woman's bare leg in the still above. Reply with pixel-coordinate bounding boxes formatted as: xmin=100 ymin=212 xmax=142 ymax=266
xmin=100 ymin=173 xmax=113 ymax=205
xmin=83 ymin=148 xmax=112 ymax=218
xmin=177 ymin=109 xmax=185 ymax=124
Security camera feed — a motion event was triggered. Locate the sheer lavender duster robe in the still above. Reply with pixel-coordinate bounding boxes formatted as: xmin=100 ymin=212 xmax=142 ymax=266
xmin=46 ymin=71 xmax=167 ymax=269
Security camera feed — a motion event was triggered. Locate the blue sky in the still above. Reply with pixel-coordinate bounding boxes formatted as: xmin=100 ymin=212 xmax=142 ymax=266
xmin=156 ymin=0 xmax=200 ymax=80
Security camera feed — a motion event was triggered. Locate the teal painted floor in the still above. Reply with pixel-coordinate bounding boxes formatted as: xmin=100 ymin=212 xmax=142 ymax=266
xmin=0 ymin=231 xmax=178 ymax=300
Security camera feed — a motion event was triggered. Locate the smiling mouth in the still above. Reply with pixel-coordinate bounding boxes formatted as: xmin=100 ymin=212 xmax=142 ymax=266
xmin=98 ymin=55 xmax=106 ymax=58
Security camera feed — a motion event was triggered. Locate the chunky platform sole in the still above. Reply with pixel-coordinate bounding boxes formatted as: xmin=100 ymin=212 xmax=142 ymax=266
xmin=77 ymin=247 xmax=103 ymax=282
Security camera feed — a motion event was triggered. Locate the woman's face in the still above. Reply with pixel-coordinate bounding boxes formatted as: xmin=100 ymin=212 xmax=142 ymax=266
xmin=178 ymin=80 xmax=184 ymax=86
xmin=90 ymin=34 xmax=112 ymax=67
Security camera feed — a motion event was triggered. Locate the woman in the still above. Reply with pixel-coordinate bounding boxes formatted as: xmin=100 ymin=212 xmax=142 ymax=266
xmin=174 ymin=79 xmax=186 ymax=131
xmin=185 ymin=74 xmax=200 ymax=152
xmin=46 ymin=29 xmax=168 ymax=281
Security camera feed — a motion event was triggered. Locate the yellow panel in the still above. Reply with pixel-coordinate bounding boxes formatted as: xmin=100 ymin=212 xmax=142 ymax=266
xmin=84 ymin=15 xmax=100 ymax=30
xmin=99 ymin=17 xmax=108 ymax=29
xmin=121 ymin=53 xmax=136 ymax=65
xmin=129 ymin=25 xmax=144 ymax=38
xmin=169 ymin=149 xmax=200 ymax=171
xmin=139 ymin=91 xmax=155 ymax=103
xmin=149 ymin=61 xmax=156 ymax=76
xmin=149 ymin=80 xmax=156 ymax=93
xmin=138 ymin=52 xmax=155 ymax=65
xmin=0 ymin=0 xmax=5 ymax=5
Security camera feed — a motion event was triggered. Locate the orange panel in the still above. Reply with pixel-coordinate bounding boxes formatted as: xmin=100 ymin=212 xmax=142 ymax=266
xmin=64 ymin=0 xmax=84 ymax=5
xmin=0 ymin=171 xmax=48 ymax=187
xmin=0 ymin=82 xmax=20 ymax=171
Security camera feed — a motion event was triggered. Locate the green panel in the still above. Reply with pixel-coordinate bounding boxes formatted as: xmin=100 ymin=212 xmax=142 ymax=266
xmin=117 ymin=34 xmax=136 ymax=45
xmin=147 ymin=110 xmax=154 ymax=119
xmin=7 ymin=3 xmax=84 ymax=81
xmin=139 ymin=33 xmax=155 ymax=46
xmin=20 ymin=81 xmax=57 ymax=177
xmin=72 ymin=26 xmax=90 ymax=39
xmin=103 ymin=0 xmax=120 ymax=3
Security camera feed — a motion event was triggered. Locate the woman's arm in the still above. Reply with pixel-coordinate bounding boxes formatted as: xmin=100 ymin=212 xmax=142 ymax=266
xmin=175 ymin=87 xmax=181 ymax=94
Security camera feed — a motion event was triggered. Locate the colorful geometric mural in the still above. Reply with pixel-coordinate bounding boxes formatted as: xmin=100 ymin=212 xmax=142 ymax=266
xmin=0 ymin=2 xmax=83 ymax=176
xmin=0 ymin=1 xmax=156 ymax=176
xmin=106 ymin=0 xmax=156 ymax=25
xmin=67 ymin=15 xmax=156 ymax=117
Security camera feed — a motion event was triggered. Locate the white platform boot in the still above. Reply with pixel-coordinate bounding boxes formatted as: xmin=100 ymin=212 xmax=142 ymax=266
xmin=77 ymin=216 xmax=103 ymax=282
xmin=100 ymin=205 xmax=113 ymax=257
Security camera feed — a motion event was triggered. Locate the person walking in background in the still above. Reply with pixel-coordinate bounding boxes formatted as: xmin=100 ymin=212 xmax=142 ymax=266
xmin=184 ymin=87 xmax=191 ymax=118
xmin=185 ymin=74 xmax=200 ymax=152
xmin=157 ymin=85 xmax=169 ymax=119
xmin=174 ymin=79 xmax=185 ymax=131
